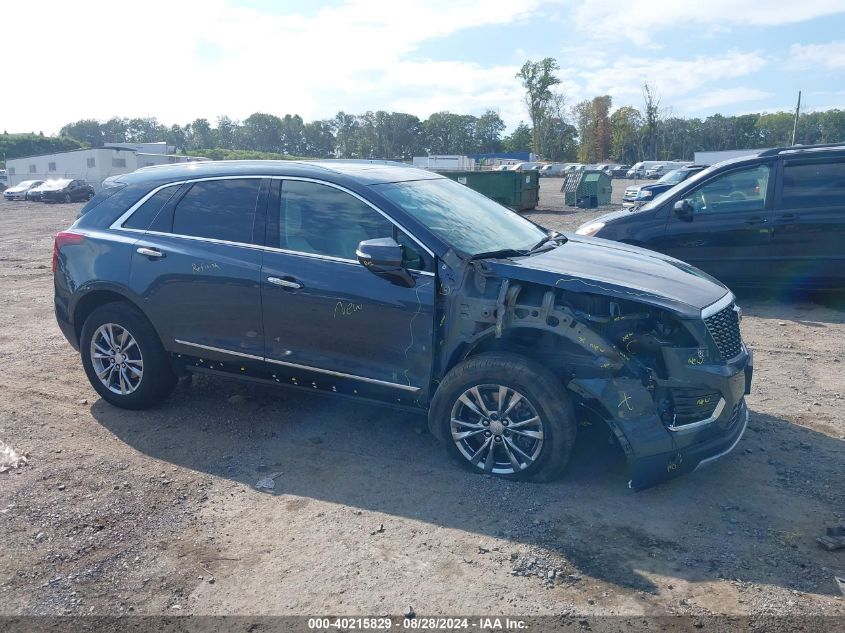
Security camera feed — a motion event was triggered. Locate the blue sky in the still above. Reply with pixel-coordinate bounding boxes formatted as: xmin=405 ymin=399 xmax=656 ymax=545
xmin=5 ymin=0 xmax=845 ymax=134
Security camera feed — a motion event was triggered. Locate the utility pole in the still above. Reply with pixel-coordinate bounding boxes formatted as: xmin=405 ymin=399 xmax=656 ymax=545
xmin=791 ymin=90 xmax=802 ymax=146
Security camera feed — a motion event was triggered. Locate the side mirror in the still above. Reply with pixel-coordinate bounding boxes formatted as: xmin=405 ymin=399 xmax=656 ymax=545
xmin=673 ymin=199 xmax=694 ymax=221
xmin=356 ymin=237 xmax=415 ymax=288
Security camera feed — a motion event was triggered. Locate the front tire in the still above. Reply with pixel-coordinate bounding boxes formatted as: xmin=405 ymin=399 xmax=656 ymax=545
xmin=429 ymin=353 xmax=576 ymax=482
xmin=79 ymin=303 xmax=176 ymax=409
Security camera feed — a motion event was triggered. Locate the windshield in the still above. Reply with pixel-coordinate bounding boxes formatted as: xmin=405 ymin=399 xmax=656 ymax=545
xmin=657 ymin=169 xmax=686 ymax=185
xmin=373 ymin=178 xmax=547 ymax=257
xmin=42 ymin=179 xmax=72 ymax=190
xmin=639 ymin=166 xmax=714 ymax=211
xmin=15 ymin=180 xmax=38 ymax=189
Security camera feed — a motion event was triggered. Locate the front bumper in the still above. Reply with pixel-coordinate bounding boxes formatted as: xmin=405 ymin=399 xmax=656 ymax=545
xmin=571 ymin=346 xmax=753 ymax=490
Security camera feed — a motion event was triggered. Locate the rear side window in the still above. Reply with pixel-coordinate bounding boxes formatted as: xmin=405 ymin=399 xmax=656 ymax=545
xmin=782 ymin=160 xmax=845 ymax=208
xmin=172 ymin=179 xmax=261 ymax=243
xmin=123 ymin=186 xmax=180 ymax=230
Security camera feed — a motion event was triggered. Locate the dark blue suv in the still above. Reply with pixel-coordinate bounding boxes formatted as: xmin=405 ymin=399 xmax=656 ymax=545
xmin=54 ymin=161 xmax=752 ymax=488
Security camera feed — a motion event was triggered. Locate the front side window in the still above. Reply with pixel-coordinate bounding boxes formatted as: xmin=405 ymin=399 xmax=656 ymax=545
xmin=684 ymin=164 xmax=771 ymax=215
xmin=172 ymin=179 xmax=261 ymax=243
xmin=782 ymin=159 xmax=845 ymax=209
xmin=278 ymin=180 xmax=394 ymax=260
xmin=373 ymin=178 xmax=547 ymax=257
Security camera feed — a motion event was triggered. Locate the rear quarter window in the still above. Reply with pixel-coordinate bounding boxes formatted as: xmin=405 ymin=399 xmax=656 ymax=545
xmin=77 ymin=185 xmax=125 ymax=217
xmin=123 ymin=186 xmax=182 ymax=230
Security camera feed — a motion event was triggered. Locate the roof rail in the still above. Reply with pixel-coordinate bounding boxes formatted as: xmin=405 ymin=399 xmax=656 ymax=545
xmin=758 ymin=142 xmax=845 ymax=156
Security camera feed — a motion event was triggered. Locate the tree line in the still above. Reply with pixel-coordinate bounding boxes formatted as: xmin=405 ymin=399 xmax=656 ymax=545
xmin=52 ymin=110 xmax=534 ymax=162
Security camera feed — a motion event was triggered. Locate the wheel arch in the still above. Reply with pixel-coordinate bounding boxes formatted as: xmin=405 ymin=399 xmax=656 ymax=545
xmin=72 ymin=286 xmax=158 ymax=344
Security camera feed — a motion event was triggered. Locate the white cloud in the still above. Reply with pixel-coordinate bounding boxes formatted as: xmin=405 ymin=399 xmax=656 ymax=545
xmin=787 ymin=41 xmax=845 ymax=70
xmin=559 ymin=51 xmax=768 ymax=107
xmin=572 ymin=0 xmax=845 ymax=46
xmin=679 ymin=87 xmax=773 ymax=111
xmin=2 ymin=0 xmax=543 ymax=133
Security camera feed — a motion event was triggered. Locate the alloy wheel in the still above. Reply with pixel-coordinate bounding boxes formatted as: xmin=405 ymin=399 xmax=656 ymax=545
xmin=89 ymin=323 xmax=144 ymax=395
xmin=450 ymin=384 xmax=544 ymax=475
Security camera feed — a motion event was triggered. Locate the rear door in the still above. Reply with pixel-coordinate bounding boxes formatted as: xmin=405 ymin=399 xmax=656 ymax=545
xmin=770 ymin=156 xmax=845 ymax=289
xmin=655 ymin=163 xmax=774 ymax=287
xmin=129 ymin=177 xmax=269 ymax=364
xmin=259 ymin=178 xmax=435 ymax=402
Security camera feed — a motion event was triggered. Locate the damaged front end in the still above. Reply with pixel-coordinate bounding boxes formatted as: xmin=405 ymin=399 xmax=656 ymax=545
xmin=440 ymin=256 xmax=753 ymax=490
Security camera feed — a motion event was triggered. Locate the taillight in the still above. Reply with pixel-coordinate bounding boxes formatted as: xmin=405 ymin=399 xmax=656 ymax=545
xmin=52 ymin=231 xmax=84 ymax=273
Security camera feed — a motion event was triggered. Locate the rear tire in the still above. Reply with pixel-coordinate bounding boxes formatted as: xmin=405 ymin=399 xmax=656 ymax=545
xmin=79 ymin=303 xmax=176 ymax=409
xmin=429 ymin=353 xmax=576 ymax=482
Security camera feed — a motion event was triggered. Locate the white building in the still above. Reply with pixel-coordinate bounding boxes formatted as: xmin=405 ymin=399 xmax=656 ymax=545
xmin=6 ymin=143 xmax=207 ymax=192
xmin=412 ymin=155 xmax=476 ymax=171
xmin=694 ymin=148 xmax=773 ymax=166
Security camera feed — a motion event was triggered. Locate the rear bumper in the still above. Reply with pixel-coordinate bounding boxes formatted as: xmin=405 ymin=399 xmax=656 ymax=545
xmin=54 ymin=287 xmax=79 ymax=350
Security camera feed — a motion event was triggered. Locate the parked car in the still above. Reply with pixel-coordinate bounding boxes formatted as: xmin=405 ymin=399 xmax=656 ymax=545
xmin=3 ymin=180 xmax=45 ymax=201
xmin=611 ymin=164 xmax=632 ymax=178
xmin=26 ymin=181 xmax=54 ymax=201
xmin=622 ymin=166 xmax=706 ymax=207
xmin=54 ymin=161 xmax=752 ymax=489
xmin=539 ymin=163 xmax=571 ymax=177
xmin=577 ymin=143 xmax=845 ymax=290
xmin=627 ymin=161 xmax=691 ymax=179
xmin=40 ymin=179 xmax=95 ymax=203
xmin=511 ymin=162 xmax=543 ymax=172
xmin=644 ymin=165 xmax=667 ymax=179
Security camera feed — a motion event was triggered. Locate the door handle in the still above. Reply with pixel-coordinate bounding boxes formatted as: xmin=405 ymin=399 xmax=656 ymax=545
xmin=137 ymin=247 xmax=165 ymax=258
xmin=267 ymin=276 xmax=302 ymax=289
xmin=778 ymin=214 xmax=799 ymax=222
xmin=744 ymin=217 xmax=768 ymax=225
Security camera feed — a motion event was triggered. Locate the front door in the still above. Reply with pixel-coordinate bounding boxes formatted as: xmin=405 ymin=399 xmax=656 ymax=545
xmin=129 ymin=177 xmax=269 ymax=364
xmin=770 ymin=156 xmax=845 ymax=289
xmin=260 ymin=178 xmax=436 ymax=402
xmin=656 ymin=163 xmax=774 ymax=287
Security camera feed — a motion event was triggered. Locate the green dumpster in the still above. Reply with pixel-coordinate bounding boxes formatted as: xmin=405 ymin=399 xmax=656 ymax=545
xmin=441 ymin=170 xmax=539 ymax=211
xmin=562 ymin=170 xmax=612 ymax=208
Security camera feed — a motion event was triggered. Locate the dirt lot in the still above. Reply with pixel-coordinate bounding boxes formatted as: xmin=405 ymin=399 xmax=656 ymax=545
xmin=1 ymin=180 xmax=843 ymax=624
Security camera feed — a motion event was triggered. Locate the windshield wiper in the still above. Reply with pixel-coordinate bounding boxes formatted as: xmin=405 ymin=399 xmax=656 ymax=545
xmin=469 ymin=248 xmax=528 ymax=261
xmin=526 ymin=233 xmax=567 ymax=254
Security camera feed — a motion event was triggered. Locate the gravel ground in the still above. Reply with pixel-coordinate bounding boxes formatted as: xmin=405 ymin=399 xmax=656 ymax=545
xmin=0 ymin=184 xmax=843 ymax=623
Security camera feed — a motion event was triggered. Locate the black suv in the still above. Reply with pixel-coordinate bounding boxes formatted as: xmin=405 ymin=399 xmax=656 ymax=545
xmin=578 ymin=144 xmax=845 ymax=290
xmin=54 ymin=161 xmax=752 ymax=488
xmin=40 ymin=179 xmax=96 ymax=203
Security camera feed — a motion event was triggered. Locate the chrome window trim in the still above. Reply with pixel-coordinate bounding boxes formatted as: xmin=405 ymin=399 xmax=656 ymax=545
xmin=667 ymin=397 xmax=725 ymax=433
xmin=174 ymin=339 xmax=420 ymax=392
xmin=109 ymin=174 xmax=435 ymax=266
xmin=701 ymin=292 xmax=734 ymax=319
xmin=115 ymin=226 xmax=434 ymax=275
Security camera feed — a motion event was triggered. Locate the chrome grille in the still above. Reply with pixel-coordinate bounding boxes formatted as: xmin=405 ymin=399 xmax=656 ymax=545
xmin=704 ymin=305 xmax=742 ymax=359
